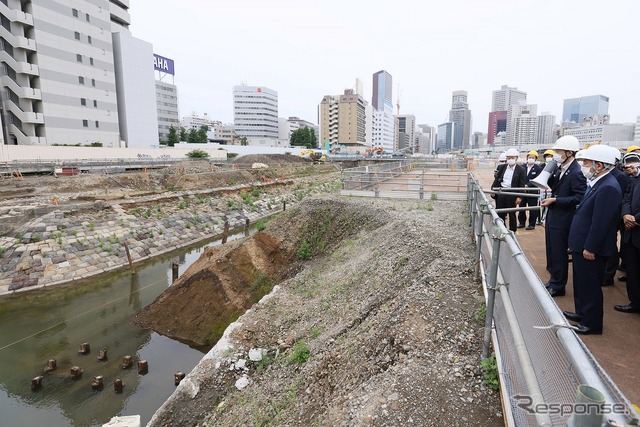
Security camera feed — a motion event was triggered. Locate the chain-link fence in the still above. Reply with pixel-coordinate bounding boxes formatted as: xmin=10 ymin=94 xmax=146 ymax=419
xmin=468 ymin=174 xmax=638 ymax=426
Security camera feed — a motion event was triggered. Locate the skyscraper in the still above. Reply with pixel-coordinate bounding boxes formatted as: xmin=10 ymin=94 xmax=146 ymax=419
xmin=371 ymin=70 xmax=395 ymax=152
xmin=449 ymin=90 xmax=472 ymax=150
xmin=508 ymin=103 xmax=537 ymax=146
xmin=233 ymin=86 xmax=279 ymax=142
xmin=488 ymin=85 xmax=527 ymax=145
xmin=397 ymin=114 xmax=415 ymax=152
xmin=562 ymin=95 xmax=609 ymax=125
xmin=436 ymin=122 xmax=455 ymax=152
xmin=537 ymin=113 xmax=556 ymax=147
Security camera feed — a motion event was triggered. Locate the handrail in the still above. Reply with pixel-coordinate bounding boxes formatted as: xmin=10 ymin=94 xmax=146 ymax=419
xmin=469 ymin=173 xmax=637 ymax=426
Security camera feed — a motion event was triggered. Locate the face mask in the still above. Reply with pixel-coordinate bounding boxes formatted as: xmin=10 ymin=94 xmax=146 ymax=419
xmin=527 ymin=158 xmax=535 ymax=165
xmin=581 ymin=165 xmax=595 ymax=180
xmin=507 ymin=159 xmax=516 ymax=166
xmin=625 ymin=165 xmax=640 ymax=176
xmin=545 ymin=157 xmax=553 ymax=163
xmin=553 ymin=153 xmax=564 ymax=163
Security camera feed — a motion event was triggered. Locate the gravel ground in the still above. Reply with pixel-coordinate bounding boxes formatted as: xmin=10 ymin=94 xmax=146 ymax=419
xmin=148 ymin=195 xmax=503 ymax=427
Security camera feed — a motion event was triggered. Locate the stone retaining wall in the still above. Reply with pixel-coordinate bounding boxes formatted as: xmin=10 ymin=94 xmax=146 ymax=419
xmin=0 ymin=179 xmax=338 ymax=295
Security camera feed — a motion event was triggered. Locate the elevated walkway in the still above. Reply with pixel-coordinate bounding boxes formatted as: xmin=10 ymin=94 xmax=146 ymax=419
xmin=473 ymin=166 xmax=640 ymax=413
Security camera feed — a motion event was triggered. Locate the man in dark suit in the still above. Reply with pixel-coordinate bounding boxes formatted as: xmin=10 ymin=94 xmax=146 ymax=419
xmin=518 ymin=150 xmax=543 ymax=230
xmin=602 ymin=151 xmax=630 ymax=286
xmin=491 ymin=148 xmax=526 ymax=232
xmin=616 ymin=152 xmax=640 ymax=314
xmin=540 ymin=136 xmax=586 ymax=297
xmin=563 ymin=145 xmax=622 ymax=334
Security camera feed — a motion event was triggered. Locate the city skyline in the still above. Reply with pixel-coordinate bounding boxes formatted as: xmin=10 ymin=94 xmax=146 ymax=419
xmin=130 ymin=0 xmax=640 ymax=133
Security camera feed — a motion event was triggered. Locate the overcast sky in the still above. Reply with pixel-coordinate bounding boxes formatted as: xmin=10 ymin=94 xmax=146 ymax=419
xmin=131 ymin=0 xmax=639 ymax=132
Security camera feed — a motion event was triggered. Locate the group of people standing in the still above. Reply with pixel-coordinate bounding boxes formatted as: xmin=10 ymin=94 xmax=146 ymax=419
xmin=491 ymin=136 xmax=640 ymax=335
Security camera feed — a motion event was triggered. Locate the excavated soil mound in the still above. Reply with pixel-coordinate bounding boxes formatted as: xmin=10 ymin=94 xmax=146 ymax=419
xmin=146 ymin=196 xmax=503 ymax=427
xmin=231 ymin=153 xmax=310 ymax=165
xmin=134 ymin=198 xmax=388 ymax=349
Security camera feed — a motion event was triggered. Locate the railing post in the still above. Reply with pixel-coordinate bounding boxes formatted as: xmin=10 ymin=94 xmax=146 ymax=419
xmin=482 ymin=226 xmax=503 ymax=359
xmin=474 ymin=201 xmax=487 ymax=281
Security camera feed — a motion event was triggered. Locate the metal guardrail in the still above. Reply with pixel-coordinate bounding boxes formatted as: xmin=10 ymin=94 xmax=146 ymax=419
xmin=340 ymin=160 xmax=468 ymax=200
xmin=467 ymin=173 xmax=638 ymax=427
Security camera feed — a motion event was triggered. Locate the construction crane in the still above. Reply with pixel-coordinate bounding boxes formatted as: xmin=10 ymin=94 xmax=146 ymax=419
xmin=396 ymin=83 xmax=402 ymax=116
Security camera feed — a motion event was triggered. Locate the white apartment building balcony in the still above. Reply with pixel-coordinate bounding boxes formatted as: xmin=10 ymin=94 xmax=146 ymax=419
xmin=0 ymin=1 xmax=33 ymax=26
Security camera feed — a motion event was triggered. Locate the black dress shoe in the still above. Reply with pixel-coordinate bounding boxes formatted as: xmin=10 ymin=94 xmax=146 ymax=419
xmin=614 ymin=304 xmax=640 ymax=313
xmin=618 ymin=275 xmax=627 ymax=282
xmin=547 ymin=288 xmax=565 ymax=297
xmin=517 ymin=224 xmax=525 ymax=229
xmin=574 ymin=324 xmax=602 ymax=335
xmin=563 ymin=311 xmax=581 ymax=322
xmin=526 ymin=225 xmax=535 ymax=230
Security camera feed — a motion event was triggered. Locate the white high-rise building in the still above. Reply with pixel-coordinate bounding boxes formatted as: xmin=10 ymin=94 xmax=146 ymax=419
xmin=371 ymin=70 xmax=396 ymax=152
xmin=634 ymin=116 xmax=640 ymax=143
xmin=181 ymin=113 xmax=219 ymax=130
xmin=233 ymin=86 xmax=279 ymax=143
xmin=0 ymin=0 xmax=136 ymax=146
xmin=507 ymin=103 xmax=537 ymax=146
xmin=397 ymin=114 xmax=415 ymax=152
xmin=0 ymin=0 xmax=163 ymax=147
xmin=490 ymin=85 xmax=527 ymax=146
xmin=513 ymin=113 xmax=539 ymax=146
xmin=537 ymin=113 xmax=556 ymax=147
xmin=417 ymin=124 xmax=436 ymax=154
xmin=492 ymin=85 xmax=527 ymax=112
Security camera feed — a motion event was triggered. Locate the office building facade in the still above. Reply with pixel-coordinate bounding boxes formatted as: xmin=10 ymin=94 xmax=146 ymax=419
xmin=0 ymin=0 xmax=137 ymax=146
xmin=537 ymin=113 xmax=556 ymax=147
xmin=155 ymin=80 xmax=179 ymax=142
xmin=0 ymin=0 xmax=164 ymax=148
xmin=397 ymin=114 xmax=415 ymax=152
xmin=449 ymin=90 xmax=471 ymax=150
xmin=371 ymin=70 xmax=395 ymax=152
xmin=233 ymin=85 xmax=279 ymax=142
xmin=489 ymin=85 xmax=526 ymax=146
xmin=562 ymin=95 xmax=609 ymax=125
xmin=487 ymin=111 xmax=507 ymax=145
xmin=112 ymin=32 xmax=158 ymax=148
xmin=319 ymin=89 xmax=367 ymax=149
xmin=436 ymin=122 xmax=455 ymax=152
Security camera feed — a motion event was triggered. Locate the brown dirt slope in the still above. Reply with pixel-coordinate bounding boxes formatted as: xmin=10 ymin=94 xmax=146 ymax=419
xmin=135 ymin=198 xmax=388 ymax=349
xmin=146 ymin=196 xmax=503 ymax=427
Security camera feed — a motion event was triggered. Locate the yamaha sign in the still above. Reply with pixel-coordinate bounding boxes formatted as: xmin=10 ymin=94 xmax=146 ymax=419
xmin=153 ymin=54 xmax=175 ymax=75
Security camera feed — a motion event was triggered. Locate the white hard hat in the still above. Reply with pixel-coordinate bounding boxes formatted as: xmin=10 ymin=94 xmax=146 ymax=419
xmin=505 ymin=148 xmax=519 ymax=157
xmin=607 ymin=145 xmax=622 ymax=161
xmin=576 ymin=145 xmax=618 ymax=165
xmin=553 ymin=135 xmax=580 ymax=152
xmin=498 ymin=152 xmax=507 ymax=161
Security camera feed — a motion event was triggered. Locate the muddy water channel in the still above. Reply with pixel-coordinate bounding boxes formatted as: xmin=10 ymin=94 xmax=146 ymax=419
xmin=0 ymin=233 xmax=244 ymax=427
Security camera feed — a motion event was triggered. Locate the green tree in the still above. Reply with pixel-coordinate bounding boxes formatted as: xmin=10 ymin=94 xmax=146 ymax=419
xmin=290 ymin=127 xmax=317 ymax=149
xmin=187 ymin=128 xmax=198 ymax=143
xmin=196 ymin=125 xmax=208 ymax=143
xmin=240 ymin=136 xmax=248 ymax=146
xmin=167 ymin=126 xmax=179 ymax=146
xmin=179 ymin=127 xmax=187 ymax=142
